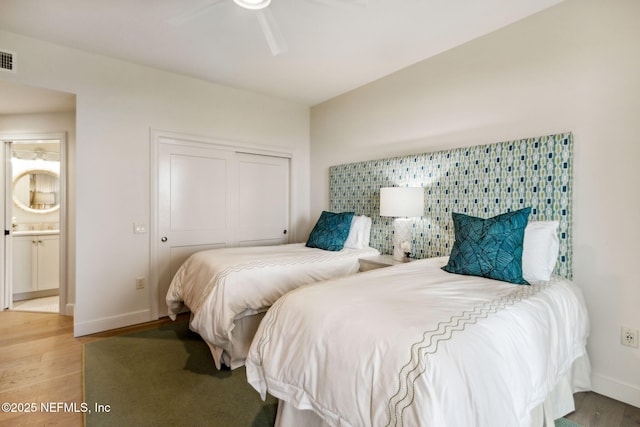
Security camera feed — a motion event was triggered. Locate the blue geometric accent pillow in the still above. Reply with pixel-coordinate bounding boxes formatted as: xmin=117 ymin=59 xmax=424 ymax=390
xmin=442 ymin=207 xmax=532 ymax=285
xmin=306 ymin=211 xmax=355 ymax=251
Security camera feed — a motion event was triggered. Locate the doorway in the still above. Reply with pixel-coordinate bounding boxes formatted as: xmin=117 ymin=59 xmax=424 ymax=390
xmin=1 ymin=133 xmax=67 ymax=315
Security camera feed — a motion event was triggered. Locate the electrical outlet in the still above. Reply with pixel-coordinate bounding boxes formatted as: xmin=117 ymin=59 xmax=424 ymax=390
xmin=136 ymin=277 xmax=145 ymax=290
xmin=621 ymin=326 xmax=638 ymax=348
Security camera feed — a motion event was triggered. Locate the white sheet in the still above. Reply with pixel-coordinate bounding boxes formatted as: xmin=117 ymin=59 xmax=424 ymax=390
xmin=246 ymin=257 xmax=590 ymax=427
xmin=166 ymin=243 xmax=379 ymax=369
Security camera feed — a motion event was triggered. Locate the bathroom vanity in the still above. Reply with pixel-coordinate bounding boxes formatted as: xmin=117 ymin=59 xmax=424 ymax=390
xmin=12 ymin=230 xmax=60 ymax=301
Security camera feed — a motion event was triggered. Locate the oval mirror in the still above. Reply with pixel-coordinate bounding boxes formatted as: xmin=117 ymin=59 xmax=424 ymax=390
xmin=13 ymin=169 xmax=60 ymax=214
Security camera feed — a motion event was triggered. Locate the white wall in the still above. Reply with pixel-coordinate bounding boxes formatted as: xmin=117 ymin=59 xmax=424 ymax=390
xmin=0 ymin=30 xmax=310 ymax=335
xmin=311 ymin=0 xmax=640 ymax=408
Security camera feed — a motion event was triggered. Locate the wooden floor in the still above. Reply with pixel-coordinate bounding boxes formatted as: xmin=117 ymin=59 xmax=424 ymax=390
xmin=1 ymin=310 xmax=639 ymax=427
xmin=0 ymin=310 xmax=182 ymax=426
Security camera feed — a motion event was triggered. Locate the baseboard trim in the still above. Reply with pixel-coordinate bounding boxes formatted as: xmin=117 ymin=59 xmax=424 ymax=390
xmin=74 ymin=309 xmax=152 ymax=337
xmin=64 ymin=303 xmax=74 ymax=317
xmin=591 ymin=372 xmax=640 ymax=408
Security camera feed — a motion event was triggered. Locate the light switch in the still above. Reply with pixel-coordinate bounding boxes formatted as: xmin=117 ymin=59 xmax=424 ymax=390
xmin=133 ymin=223 xmax=147 ymax=234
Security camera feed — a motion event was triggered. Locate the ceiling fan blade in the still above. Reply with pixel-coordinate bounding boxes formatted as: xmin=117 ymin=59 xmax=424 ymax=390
xmin=167 ymin=0 xmax=225 ymax=26
xmin=256 ymin=8 xmax=288 ymax=56
xmin=308 ymin=0 xmax=368 ymax=8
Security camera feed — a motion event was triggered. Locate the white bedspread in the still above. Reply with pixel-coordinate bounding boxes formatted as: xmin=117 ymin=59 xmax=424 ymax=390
xmin=246 ymin=257 xmax=590 ymax=427
xmin=166 ymin=243 xmax=378 ymax=367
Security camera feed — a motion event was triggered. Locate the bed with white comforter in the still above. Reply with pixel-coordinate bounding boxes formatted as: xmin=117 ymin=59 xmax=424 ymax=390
xmin=246 ymin=256 xmax=590 ymax=427
xmin=166 ymin=243 xmax=378 ymax=369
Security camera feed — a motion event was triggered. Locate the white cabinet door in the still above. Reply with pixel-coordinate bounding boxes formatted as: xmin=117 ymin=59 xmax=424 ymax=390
xmin=37 ymin=235 xmax=59 ymax=291
xmin=237 ymin=153 xmax=290 ymax=247
xmin=12 ymin=235 xmax=35 ymax=294
xmin=12 ymin=234 xmax=59 ymax=294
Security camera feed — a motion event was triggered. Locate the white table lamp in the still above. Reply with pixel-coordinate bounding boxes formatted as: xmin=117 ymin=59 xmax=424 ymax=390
xmin=380 ymin=187 xmax=424 ymax=261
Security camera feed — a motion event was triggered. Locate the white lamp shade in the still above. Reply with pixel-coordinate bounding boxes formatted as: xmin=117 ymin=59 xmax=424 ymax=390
xmin=380 ymin=187 xmax=424 ymax=217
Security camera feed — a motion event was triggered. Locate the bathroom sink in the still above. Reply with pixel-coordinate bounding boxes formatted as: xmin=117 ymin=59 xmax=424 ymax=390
xmin=12 ymin=229 xmax=60 ymax=236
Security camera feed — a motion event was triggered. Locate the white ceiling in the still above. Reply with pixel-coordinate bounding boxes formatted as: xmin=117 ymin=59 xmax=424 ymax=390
xmin=0 ymin=0 xmax=564 ymax=110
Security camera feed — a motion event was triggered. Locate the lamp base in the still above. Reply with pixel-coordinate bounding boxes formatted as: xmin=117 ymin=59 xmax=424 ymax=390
xmin=392 ymin=218 xmax=412 ymax=261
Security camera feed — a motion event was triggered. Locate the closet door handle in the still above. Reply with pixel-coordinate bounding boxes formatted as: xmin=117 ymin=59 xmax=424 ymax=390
xmin=161 ymin=236 xmax=168 ymax=242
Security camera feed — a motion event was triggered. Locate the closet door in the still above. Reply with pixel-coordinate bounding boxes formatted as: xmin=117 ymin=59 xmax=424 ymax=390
xmin=157 ymin=141 xmax=235 ymax=316
xmin=154 ymin=137 xmax=292 ymax=318
xmin=236 ymin=153 xmax=290 ymax=247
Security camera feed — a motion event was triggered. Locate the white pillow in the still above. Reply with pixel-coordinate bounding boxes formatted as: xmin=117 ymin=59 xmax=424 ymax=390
xmin=522 ymin=221 xmax=560 ymax=282
xmin=343 ymin=215 xmax=372 ymax=249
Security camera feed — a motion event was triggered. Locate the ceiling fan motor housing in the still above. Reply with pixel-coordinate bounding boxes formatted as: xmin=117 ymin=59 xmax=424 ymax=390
xmin=233 ymin=0 xmax=272 ymax=10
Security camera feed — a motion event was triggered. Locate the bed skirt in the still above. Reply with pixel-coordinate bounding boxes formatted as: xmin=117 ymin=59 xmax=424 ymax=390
xmin=204 ymin=312 xmax=266 ymax=370
xmin=273 ymin=353 xmax=592 ymax=427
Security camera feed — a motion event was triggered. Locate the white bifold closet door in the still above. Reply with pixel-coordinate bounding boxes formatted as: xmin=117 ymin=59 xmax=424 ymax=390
xmin=237 ymin=152 xmax=289 ymax=247
xmin=157 ymin=141 xmax=290 ymax=317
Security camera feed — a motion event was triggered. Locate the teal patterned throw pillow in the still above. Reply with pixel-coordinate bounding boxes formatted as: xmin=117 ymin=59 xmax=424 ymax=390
xmin=306 ymin=211 xmax=355 ymax=251
xmin=442 ymin=207 xmax=531 ymax=285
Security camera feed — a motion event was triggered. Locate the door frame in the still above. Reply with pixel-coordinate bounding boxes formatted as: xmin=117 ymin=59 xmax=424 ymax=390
xmin=0 ymin=131 xmax=68 ymax=314
xmin=1 ymin=141 xmax=12 ymax=310
xmin=149 ymin=129 xmax=296 ymax=319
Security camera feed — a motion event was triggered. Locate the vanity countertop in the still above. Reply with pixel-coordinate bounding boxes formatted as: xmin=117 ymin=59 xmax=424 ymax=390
xmin=13 ymin=230 xmax=60 ymax=236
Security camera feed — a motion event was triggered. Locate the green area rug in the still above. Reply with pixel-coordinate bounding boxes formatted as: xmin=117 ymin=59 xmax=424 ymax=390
xmin=556 ymin=418 xmax=582 ymax=427
xmin=83 ymin=320 xmax=277 ymax=426
xmin=84 ymin=319 xmax=581 ymax=427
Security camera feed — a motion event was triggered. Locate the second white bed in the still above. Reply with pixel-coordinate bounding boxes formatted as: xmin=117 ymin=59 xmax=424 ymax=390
xmin=247 ymin=256 xmax=590 ymax=426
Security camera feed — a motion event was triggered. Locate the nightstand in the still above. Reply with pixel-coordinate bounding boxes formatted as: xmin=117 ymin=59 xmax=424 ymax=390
xmin=358 ymin=254 xmax=409 ymax=272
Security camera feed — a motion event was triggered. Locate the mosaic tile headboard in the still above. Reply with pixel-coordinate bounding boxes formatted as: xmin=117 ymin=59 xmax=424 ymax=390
xmin=329 ymin=132 xmax=573 ymax=278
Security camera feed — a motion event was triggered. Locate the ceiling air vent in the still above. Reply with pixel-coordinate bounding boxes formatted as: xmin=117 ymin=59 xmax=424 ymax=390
xmin=0 ymin=49 xmax=16 ymax=73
